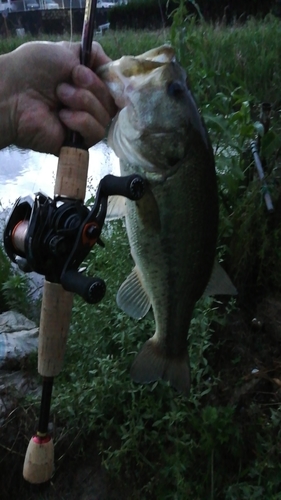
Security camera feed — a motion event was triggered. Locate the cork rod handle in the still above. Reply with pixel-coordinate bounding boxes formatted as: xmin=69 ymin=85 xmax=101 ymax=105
xmin=38 ymin=146 xmax=89 ymax=378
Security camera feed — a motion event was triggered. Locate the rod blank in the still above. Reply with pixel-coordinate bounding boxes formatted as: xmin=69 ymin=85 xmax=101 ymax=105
xmin=250 ymin=139 xmax=274 ymax=213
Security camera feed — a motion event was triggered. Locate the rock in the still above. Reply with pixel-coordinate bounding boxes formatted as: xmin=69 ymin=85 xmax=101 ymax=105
xmin=0 ymin=310 xmax=38 ymax=369
xmin=0 ymin=311 xmax=39 ymax=420
xmin=0 ymin=310 xmax=37 ymax=333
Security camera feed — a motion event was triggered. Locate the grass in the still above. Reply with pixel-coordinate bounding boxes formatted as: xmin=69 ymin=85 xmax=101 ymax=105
xmin=2 ymin=16 xmax=281 ymax=103
xmin=0 ymin=28 xmax=170 ymax=57
xmin=1 ymin=15 xmax=281 ymax=500
xmin=171 ymin=15 xmax=281 ymax=105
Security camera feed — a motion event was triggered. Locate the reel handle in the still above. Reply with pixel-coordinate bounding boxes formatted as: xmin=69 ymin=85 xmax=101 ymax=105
xmin=61 ymin=269 xmax=106 ymax=304
xmin=100 ymin=173 xmax=146 ymax=200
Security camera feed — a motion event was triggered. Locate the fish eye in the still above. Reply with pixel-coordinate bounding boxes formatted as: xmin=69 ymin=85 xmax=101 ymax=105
xmin=167 ymin=81 xmax=185 ymax=98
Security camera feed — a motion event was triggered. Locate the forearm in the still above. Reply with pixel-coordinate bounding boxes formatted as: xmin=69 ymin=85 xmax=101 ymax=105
xmin=0 ymin=52 xmax=16 ymax=150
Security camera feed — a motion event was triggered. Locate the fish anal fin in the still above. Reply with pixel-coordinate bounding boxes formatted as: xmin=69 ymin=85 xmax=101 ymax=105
xmin=204 ymin=260 xmax=237 ymax=296
xmin=130 ymin=338 xmax=190 ymax=397
xmin=117 ymin=267 xmax=151 ymax=319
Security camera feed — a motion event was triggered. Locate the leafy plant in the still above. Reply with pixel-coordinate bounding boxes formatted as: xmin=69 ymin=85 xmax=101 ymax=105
xmin=0 ymin=244 xmax=11 ymax=313
xmin=1 ymin=271 xmax=30 ymax=316
xmin=0 ymin=240 xmax=31 ymax=316
xmin=2 ymin=17 xmax=281 ymax=500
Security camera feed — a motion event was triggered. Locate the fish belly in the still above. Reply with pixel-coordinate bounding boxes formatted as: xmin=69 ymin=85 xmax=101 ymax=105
xmin=122 ymin=153 xmax=218 ymax=395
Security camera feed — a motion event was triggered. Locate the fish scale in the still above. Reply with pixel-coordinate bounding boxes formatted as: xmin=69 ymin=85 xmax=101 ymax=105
xmin=125 ymin=147 xmax=218 ymax=345
xmin=97 ymin=45 xmax=235 ymax=397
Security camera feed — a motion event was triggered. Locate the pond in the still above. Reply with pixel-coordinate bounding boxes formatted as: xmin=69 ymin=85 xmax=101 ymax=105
xmin=0 ymin=141 xmax=119 ymax=210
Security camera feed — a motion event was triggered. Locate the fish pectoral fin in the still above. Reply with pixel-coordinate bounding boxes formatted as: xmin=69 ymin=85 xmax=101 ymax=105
xmin=203 ymin=260 xmax=237 ymax=296
xmin=106 ymin=195 xmax=127 ymax=220
xmin=117 ymin=267 xmax=151 ymax=319
xmin=130 ymin=338 xmax=190 ymax=397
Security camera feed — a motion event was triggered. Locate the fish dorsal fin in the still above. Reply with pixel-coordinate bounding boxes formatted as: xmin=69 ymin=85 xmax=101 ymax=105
xmin=203 ymin=260 xmax=237 ymax=296
xmin=135 ymin=45 xmax=175 ymax=63
xmin=117 ymin=266 xmax=151 ymax=319
xmin=106 ymin=195 xmax=127 ymax=220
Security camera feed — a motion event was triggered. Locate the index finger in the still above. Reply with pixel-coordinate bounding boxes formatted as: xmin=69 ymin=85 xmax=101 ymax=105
xmin=72 ymin=65 xmax=118 ymax=118
xmin=89 ymin=42 xmax=112 ymax=70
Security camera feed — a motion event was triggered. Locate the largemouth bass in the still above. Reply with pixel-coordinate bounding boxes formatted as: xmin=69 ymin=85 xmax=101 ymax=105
xmin=97 ymin=46 xmax=235 ymax=396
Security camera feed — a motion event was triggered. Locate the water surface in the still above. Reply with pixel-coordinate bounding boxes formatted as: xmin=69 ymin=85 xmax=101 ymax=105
xmin=0 ymin=142 xmax=120 ymax=295
xmin=0 ymin=142 xmax=119 ymax=210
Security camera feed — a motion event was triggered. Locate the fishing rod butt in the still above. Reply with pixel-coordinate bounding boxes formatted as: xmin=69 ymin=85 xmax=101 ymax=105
xmin=39 ymin=280 xmax=74 ymax=377
xmin=23 ymin=434 xmax=54 ymax=484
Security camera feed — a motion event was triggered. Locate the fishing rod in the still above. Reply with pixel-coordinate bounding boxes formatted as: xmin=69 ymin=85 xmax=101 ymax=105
xmin=3 ymin=0 xmax=145 ymax=484
xmin=21 ymin=0 xmax=99 ymax=483
xmin=250 ymin=102 xmax=274 ymax=213
xmin=250 ymin=139 xmax=274 ymax=213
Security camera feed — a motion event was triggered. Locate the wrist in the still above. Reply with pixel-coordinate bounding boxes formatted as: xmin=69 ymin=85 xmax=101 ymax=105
xmin=0 ymin=53 xmax=17 ymax=149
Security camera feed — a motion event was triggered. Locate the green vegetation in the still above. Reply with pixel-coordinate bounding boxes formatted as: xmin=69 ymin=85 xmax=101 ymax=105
xmin=170 ymin=15 xmax=281 ymax=297
xmin=0 ymin=245 xmax=11 ymax=313
xmin=1 ymin=13 xmax=281 ymax=500
xmin=0 ymin=244 xmax=30 ymax=315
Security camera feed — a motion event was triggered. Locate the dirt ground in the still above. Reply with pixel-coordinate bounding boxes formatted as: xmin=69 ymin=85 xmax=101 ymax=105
xmin=1 ymin=292 xmax=281 ymax=500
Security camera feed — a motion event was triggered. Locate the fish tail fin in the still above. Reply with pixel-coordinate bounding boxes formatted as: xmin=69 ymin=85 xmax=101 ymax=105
xmin=130 ymin=338 xmax=190 ymax=397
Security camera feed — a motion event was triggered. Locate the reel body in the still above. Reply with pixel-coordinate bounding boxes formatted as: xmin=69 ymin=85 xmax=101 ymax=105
xmin=4 ymin=173 xmax=146 ymax=304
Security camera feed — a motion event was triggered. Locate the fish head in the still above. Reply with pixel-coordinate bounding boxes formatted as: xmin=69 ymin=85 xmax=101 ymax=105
xmin=97 ymin=45 xmax=211 ymax=177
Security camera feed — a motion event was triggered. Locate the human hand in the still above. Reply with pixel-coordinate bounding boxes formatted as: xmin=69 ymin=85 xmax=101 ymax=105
xmin=0 ymin=41 xmax=117 ymax=155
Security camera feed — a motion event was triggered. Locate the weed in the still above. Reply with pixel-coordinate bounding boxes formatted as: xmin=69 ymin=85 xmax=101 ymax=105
xmin=1 ymin=271 xmax=30 ymax=317
xmin=1 ymin=16 xmax=281 ymax=500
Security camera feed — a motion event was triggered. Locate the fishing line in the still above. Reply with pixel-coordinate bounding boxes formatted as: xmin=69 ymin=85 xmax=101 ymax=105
xmin=68 ymin=0 xmax=73 ymax=46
